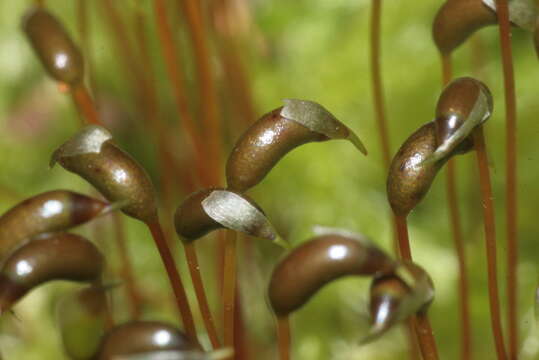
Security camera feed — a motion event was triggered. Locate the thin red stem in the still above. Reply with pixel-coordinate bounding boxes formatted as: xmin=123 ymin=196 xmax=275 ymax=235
xmin=441 ymin=54 xmax=471 ymax=360
xmin=277 ymin=316 xmax=291 ymax=360
xmin=473 ymin=127 xmax=508 ymax=360
xmin=146 ymin=219 xmax=199 ymax=347
xmin=370 ymin=0 xmax=391 ymax=167
xmin=223 ymin=229 xmax=237 ymax=348
xmin=176 ymin=0 xmax=223 ymax=184
xmin=184 ymin=242 xmax=221 ymax=349
xmin=494 ymin=1 xmax=519 ymax=357
xmin=394 ymin=214 xmax=412 ymax=260
xmin=70 ymin=84 xmax=102 ymax=126
xmin=152 ymin=0 xmax=211 ymax=185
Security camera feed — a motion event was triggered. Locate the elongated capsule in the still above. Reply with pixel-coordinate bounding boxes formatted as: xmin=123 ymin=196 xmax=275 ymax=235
xmin=0 ymin=233 xmax=104 ymax=313
xmin=363 ymin=261 xmax=434 ymax=343
xmin=22 ymin=7 xmax=84 ymax=85
xmin=226 ymin=99 xmax=367 ymax=192
xmin=51 ymin=125 xmax=158 ymax=223
xmin=268 ymin=232 xmax=396 ymax=316
xmin=97 ymin=321 xmax=196 ymax=360
xmin=387 ymin=122 xmax=443 ymax=217
xmin=427 ymin=77 xmax=492 ymax=163
xmin=432 ymin=0 xmax=497 ymax=55
xmin=0 ymin=190 xmax=113 ymax=260
xmin=57 ymin=285 xmax=109 ymax=360
xmin=174 ymin=188 xmax=286 ymax=248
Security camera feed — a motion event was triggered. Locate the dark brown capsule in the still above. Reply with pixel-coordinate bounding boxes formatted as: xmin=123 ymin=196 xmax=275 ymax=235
xmin=387 ymin=122 xmax=444 ymax=217
xmin=0 ymin=190 xmax=112 ymax=260
xmin=268 ymin=233 xmax=396 ymax=317
xmin=174 ymin=188 xmax=285 ymax=247
xmin=51 ymin=126 xmax=158 ymax=223
xmin=226 ymin=99 xmax=367 ymax=192
xmin=364 ymin=261 xmax=434 ymax=343
xmin=22 ymin=7 xmax=84 ymax=85
xmin=432 ymin=0 xmax=497 ymax=55
xmin=430 ymin=77 xmax=493 ymax=161
xmin=57 ymin=285 xmax=109 ymax=360
xmin=0 ymin=233 xmax=104 ymax=313
xmin=97 ymin=321 xmax=196 ymax=360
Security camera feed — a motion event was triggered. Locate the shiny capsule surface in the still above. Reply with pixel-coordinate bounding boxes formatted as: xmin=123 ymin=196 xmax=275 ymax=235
xmin=174 ymin=188 xmax=282 ymax=245
xmin=434 ymin=77 xmax=492 ymax=156
xmin=23 ymin=7 xmax=84 ymax=85
xmin=268 ymin=234 xmax=396 ymax=316
xmin=51 ymin=126 xmax=158 ymax=223
xmin=387 ymin=122 xmax=443 ymax=217
xmin=0 ymin=190 xmax=109 ymax=260
xmin=0 ymin=233 xmax=104 ymax=312
xmin=365 ymin=261 xmax=434 ymax=342
xmin=57 ymin=286 xmax=109 ymax=360
xmin=97 ymin=321 xmax=196 ymax=360
xmin=226 ymin=107 xmax=328 ymax=192
xmin=432 ymin=0 xmax=497 ymax=55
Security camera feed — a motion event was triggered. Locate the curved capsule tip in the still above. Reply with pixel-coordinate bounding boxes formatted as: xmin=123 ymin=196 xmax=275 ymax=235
xmin=362 ymin=262 xmax=434 ymax=344
xmin=281 ymin=99 xmax=367 ymax=155
xmin=201 ymin=190 xmax=285 ymax=247
xmin=50 ymin=125 xmax=112 ymax=168
xmin=421 ymin=78 xmax=492 ymax=166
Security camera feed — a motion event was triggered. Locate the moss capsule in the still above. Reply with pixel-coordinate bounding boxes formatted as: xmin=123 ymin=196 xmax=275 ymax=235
xmin=364 ymin=261 xmax=434 ymax=343
xmin=51 ymin=125 xmax=158 ymax=223
xmin=432 ymin=0 xmax=497 ymax=55
xmin=387 ymin=122 xmax=443 ymax=217
xmin=22 ymin=7 xmax=84 ymax=85
xmin=428 ymin=77 xmax=493 ymax=163
xmin=97 ymin=321 xmax=197 ymax=360
xmin=174 ymin=188 xmax=285 ymax=247
xmin=226 ymin=99 xmax=366 ymax=192
xmin=0 ymin=233 xmax=104 ymax=313
xmin=268 ymin=232 xmax=396 ymax=316
xmin=0 ymin=190 xmax=112 ymax=260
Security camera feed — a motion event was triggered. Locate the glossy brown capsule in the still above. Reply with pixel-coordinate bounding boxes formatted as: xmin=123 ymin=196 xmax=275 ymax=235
xmin=97 ymin=321 xmax=197 ymax=360
xmin=51 ymin=125 xmax=158 ymax=223
xmin=0 ymin=190 xmax=112 ymax=260
xmin=432 ymin=0 xmax=497 ymax=55
xmin=57 ymin=285 xmax=109 ymax=360
xmin=428 ymin=77 xmax=493 ymax=163
xmin=226 ymin=99 xmax=367 ymax=192
xmin=364 ymin=261 xmax=434 ymax=343
xmin=268 ymin=232 xmax=396 ymax=317
xmin=22 ymin=7 xmax=84 ymax=85
xmin=174 ymin=188 xmax=285 ymax=247
xmin=387 ymin=122 xmax=444 ymax=217
xmin=0 ymin=233 xmax=104 ymax=313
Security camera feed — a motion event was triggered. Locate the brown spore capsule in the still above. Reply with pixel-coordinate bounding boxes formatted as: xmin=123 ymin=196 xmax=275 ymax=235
xmin=365 ymin=261 xmax=434 ymax=342
xmin=226 ymin=99 xmax=366 ymax=192
xmin=57 ymin=285 xmax=109 ymax=360
xmin=22 ymin=7 xmax=84 ymax=85
xmin=51 ymin=126 xmax=158 ymax=223
xmin=268 ymin=233 xmax=396 ymax=317
xmin=387 ymin=122 xmax=443 ymax=217
xmin=0 ymin=233 xmax=104 ymax=312
xmin=433 ymin=77 xmax=493 ymax=157
xmin=432 ymin=0 xmax=497 ymax=55
xmin=174 ymin=188 xmax=284 ymax=247
xmin=97 ymin=321 xmax=196 ymax=360
xmin=0 ymin=190 xmax=111 ymax=260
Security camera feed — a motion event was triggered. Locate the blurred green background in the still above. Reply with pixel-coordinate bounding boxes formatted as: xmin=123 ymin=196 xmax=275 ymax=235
xmin=0 ymin=0 xmax=538 ymax=359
